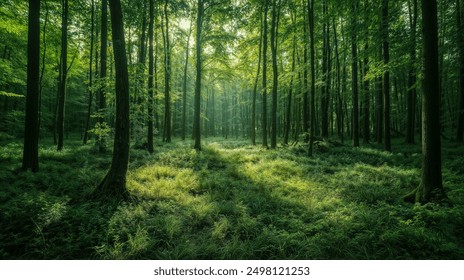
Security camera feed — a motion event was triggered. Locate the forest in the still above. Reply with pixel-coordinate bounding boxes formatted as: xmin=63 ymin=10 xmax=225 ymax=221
xmin=1 ymin=0 xmax=463 ymax=259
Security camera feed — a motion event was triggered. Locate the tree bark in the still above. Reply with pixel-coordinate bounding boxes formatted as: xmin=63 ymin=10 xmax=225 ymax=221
xmin=262 ymin=1 xmax=269 ymax=149
xmin=417 ymin=0 xmax=445 ymax=203
xmin=193 ymin=0 xmax=203 ymax=151
xmin=84 ymin=0 xmax=95 ymax=145
xmin=251 ymin=8 xmax=263 ymax=146
xmin=96 ymin=0 xmax=131 ymax=198
xmin=22 ymin=0 xmax=41 ymax=172
xmin=163 ymin=0 xmax=172 ymax=142
xmin=98 ymin=0 xmax=108 ymax=153
xmin=57 ymin=0 xmax=68 ymax=151
xmin=308 ymin=0 xmax=316 ymax=156
xmin=147 ymin=0 xmax=155 ymax=153
xmin=383 ymin=0 xmax=392 ymax=152
xmin=457 ymin=0 xmax=464 ymax=142
xmin=182 ymin=20 xmax=192 ymax=141
xmin=270 ymin=0 xmax=280 ymax=149
xmin=406 ymin=0 xmax=418 ymax=144
xmin=352 ymin=0 xmax=360 ymax=147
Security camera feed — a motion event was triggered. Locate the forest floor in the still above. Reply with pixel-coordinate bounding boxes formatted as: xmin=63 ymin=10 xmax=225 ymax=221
xmin=1 ymin=135 xmax=464 ymax=259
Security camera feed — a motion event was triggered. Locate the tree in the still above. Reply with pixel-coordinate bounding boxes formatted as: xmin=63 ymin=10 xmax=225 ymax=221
xmin=417 ymin=0 xmax=445 ymax=202
xmin=95 ymin=0 xmax=131 ymax=198
xmin=163 ymin=0 xmax=172 ymax=143
xmin=457 ymin=0 xmax=464 ymax=142
xmin=382 ymin=0 xmax=391 ymax=152
xmin=406 ymin=0 xmax=418 ymax=144
xmin=251 ymin=6 xmax=263 ymax=146
xmin=352 ymin=0 xmax=360 ymax=147
xmin=307 ymin=0 xmax=316 ymax=156
xmin=56 ymin=0 xmax=68 ymax=151
xmin=270 ymin=0 xmax=280 ymax=149
xmin=98 ymin=0 xmax=108 ymax=153
xmin=83 ymin=0 xmax=96 ymax=145
xmin=22 ymin=0 xmax=41 ymax=172
xmin=193 ymin=0 xmax=204 ymax=151
xmin=262 ymin=1 xmax=269 ymax=149
xmin=147 ymin=0 xmax=155 ymax=153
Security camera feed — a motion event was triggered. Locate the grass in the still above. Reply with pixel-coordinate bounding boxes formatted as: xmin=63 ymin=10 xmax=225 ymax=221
xmin=1 ymin=135 xmax=463 ymax=259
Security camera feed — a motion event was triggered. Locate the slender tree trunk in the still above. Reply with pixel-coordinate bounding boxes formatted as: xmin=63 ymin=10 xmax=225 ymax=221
xmin=163 ymin=0 xmax=171 ymax=142
xmin=308 ymin=0 xmax=316 ymax=156
xmin=457 ymin=0 xmax=464 ymax=142
xmin=182 ymin=20 xmax=192 ymax=141
xmin=22 ymin=0 xmax=41 ymax=172
xmin=362 ymin=0 xmax=370 ymax=144
xmin=84 ymin=0 xmax=95 ymax=145
xmin=38 ymin=1 xmax=49 ymax=139
xmin=57 ymin=0 xmax=68 ymax=151
xmin=270 ymin=0 xmax=280 ymax=149
xmin=406 ymin=0 xmax=418 ymax=144
xmin=383 ymin=0 xmax=391 ymax=152
xmin=193 ymin=0 xmax=203 ymax=151
xmin=99 ymin=0 xmax=108 ymax=153
xmin=147 ymin=0 xmax=154 ymax=153
xmin=284 ymin=21 xmax=296 ymax=145
xmin=96 ymin=0 xmax=131 ymax=198
xmin=321 ymin=0 xmax=330 ymax=139
xmin=352 ymin=0 xmax=360 ymax=147
xmin=251 ymin=9 xmax=263 ymax=146
xmin=303 ymin=1 xmax=309 ymax=142
xmin=262 ymin=1 xmax=269 ymax=148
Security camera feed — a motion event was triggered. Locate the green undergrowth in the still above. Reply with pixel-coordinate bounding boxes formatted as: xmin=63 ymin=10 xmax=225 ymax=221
xmin=1 ymin=136 xmax=463 ymax=259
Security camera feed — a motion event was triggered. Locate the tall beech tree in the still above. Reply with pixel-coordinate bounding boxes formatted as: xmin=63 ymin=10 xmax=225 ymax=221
xmin=22 ymin=0 xmax=40 ymax=172
xmin=95 ymin=0 xmax=131 ymax=198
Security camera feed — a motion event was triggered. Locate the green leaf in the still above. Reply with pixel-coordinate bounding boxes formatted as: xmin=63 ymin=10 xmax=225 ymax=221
xmin=0 ymin=91 xmax=24 ymax=98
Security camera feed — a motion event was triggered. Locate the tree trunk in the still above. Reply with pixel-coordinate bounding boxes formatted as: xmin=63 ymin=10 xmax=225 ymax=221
xmin=99 ymin=0 xmax=108 ymax=153
xmin=457 ymin=0 xmax=464 ymax=142
xmin=383 ymin=0 xmax=391 ymax=152
xmin=284 ymin=21 xmax=296 ymax=146
xmin=96 ymin=0 xmax=130 ymax=198
xmin=182 ymin=20 xmax=192 ymax=141
xmin=193 ymin=0 xmax=203 ymax=151
xmin=251 ymin=8 xmax=263 ymax=146
xmin=321 ymin=0 xmax=330 ymax=139
xmin=262 ymin=1 xmax=269 ymax=149
xmin=270 ymin=0 xmax=280 ymax=149
xmin=22 ymin=0 xmax=41 ymax=172
xmin=163 ymin=0 xmax=171 ymax=143
xmin=417 ymin=0 xmax=445 ymax=203
xmin=352 ymin=0 xmax=360 ymax=147
xmin=308 ymin=0 xmax=316 ymax=156
xmin=84 ymin=0 xmax=95 ymax=145
xmin=57 ymin=0 xmax=68 ymax=151
xmin=147 ymin=0 xmax=154 ymax=153
xmin=406 ymin=0 xmax=418 ymax=144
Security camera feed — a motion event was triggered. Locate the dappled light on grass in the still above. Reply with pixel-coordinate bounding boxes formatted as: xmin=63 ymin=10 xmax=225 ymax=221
xmin=1 ymin=137 xmax=464 ymax=259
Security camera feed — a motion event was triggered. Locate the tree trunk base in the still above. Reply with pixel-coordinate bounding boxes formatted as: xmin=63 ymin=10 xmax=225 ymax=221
xmin=93 ymin=173 xmax=129 ymax=200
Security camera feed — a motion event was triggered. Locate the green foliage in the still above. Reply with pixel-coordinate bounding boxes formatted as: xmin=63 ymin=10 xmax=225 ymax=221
xmin=1 ymin=136 xmax=463 ymax=259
